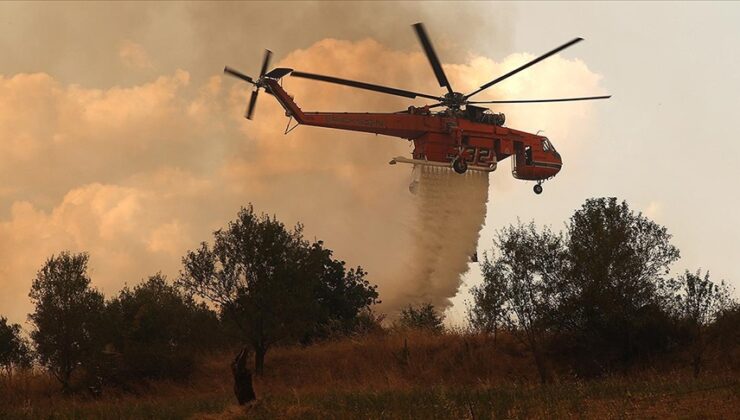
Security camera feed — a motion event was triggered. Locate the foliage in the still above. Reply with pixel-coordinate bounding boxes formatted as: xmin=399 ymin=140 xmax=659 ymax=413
xmin=711 ymin=303 xmax=740 ymax=370
xmin=28 ymin=251 xmax=106 ymax=391
xmin=349 ymin=307 xmax=387 ymax=336
xmin=0 ymin=316 xmax=32 ymax=374
xmin=669 ymin=270 xmax=735 ymax=377
xmin=470 ymin=198 xmax=691 ymax=377
xmin=105 ymin=274 xmax=224 ymax=381
xmin=473 ymin=222 xmax=565 ymax=383
xmin=398 ymin=303 xmax=445 ymax=334
xmin=557 ymin=198 xmax=681 ymax=374
xmin=179 ymin=204 xmax=378 ymax=374
xmin=670 ymin=270 xmax=733 ymax=328
xmin=305 ymin=241 xmax=380 ymax=339
xmin=467 ymin=275 xmax=507 ymax=336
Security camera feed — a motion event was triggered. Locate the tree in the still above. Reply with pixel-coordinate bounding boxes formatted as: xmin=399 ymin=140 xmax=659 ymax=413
xmin=398 ymin=303 xmax=445 ymax=334
xmin=468 ymin=268 xmax=507 ymax=339
xmin=179 ymin=205 xmax=378 ymax=375
xmin=106 ymin=274 xmax=223 ymax=381
xmin=28 ymin=252 xmax=106 ymax=391
xmin=0 ymin=316 xmax=32 ymax=376
xmin=561 ymin=198 xmax=680 ymax=372
xmin=304 ymin=240 xmax=379 ymax=340
xmin=670 ymin=270 xmax=734 ymax=377
xmin=711 ymin=303 xmax=740 ymax=369
xmin=474 ymin=222 xmax=565 ymax=383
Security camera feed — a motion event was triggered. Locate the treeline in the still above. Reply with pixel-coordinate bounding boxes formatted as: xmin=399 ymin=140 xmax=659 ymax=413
xmin=466 ymin=197 xmax=739 ymax=382
xmin=0 ymin=205 xmax=380 ymax=393
xmin=1 ymin=198 xmax=738 ymax=396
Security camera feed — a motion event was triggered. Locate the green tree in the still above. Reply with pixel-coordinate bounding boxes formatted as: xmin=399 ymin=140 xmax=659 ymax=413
xmin=28 ymin=252 xmax=105 ymax=391
xmin=710 ymin=303 xmax=740 ymax=369
xmin=560 ymin=198 xmax=680 ymax=373
xmin=398 ymin=303 xmax=445 ymax=334
xmin=468 ymin=266 xmax=508 ymax=339
xmin=0 ymin=316 xmax=32 ymax=375
xmin=106 ymin=274 xmax=223 ymax=381
xmin=474 ymin=222 xmax=565 ymax=383
xmin=670 ymin=270 xmax=734 ymax=377
xmin=179 ymin=205 xmax=378 ymax=374
xmin=304 ymin=240 xmax=379 ymax=339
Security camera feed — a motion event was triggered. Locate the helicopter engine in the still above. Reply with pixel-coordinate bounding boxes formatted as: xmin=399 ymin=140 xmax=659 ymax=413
xmin=465 ymin=105 xmax=505 ymax=126
xmin=481 ymin=112 xmax=505 ymax=126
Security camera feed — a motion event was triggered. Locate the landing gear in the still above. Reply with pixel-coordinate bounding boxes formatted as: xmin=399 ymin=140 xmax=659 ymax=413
xmin=533 ymin=183 xmax=543 ymax=195
xmin=452 ymin=157 xmax=468 ymax=174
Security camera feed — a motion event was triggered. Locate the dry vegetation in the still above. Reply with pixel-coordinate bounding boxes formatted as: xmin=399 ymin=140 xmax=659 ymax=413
xmin=2 ymin=330 xmax=738 ymax=419
xmin=3 ymin=198 xmax=738 ymax=418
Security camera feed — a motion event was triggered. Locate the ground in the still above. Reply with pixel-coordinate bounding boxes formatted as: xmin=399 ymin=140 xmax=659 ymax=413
xmin=1 ymin=332 xmax=738 ymax=419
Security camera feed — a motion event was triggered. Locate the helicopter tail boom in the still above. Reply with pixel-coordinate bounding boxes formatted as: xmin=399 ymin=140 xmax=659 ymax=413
xmin=264 ymin=78 xmax=431 ymax=138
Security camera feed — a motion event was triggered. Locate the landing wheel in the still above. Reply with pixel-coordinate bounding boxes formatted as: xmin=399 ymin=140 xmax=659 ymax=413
xmin=452 ymin=157 xmax=468 ymax=174
xmin=533 ymin=184 xmax=543 ymax=195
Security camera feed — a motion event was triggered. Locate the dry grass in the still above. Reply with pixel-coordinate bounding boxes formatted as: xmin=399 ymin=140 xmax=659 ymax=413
xmin=253 ymin=331 xmax=536 ymax=394
xmin=1 ymin=331 xmax=738 ymax=419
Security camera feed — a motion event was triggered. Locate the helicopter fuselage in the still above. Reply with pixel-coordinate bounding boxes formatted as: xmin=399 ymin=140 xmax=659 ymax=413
xmin=264 ymin=77 xmax=562 ymax=181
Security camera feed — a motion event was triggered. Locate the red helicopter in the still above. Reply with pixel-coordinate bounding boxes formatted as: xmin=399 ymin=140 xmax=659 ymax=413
xmin=224 ymin=23 xmax=610 ymax=194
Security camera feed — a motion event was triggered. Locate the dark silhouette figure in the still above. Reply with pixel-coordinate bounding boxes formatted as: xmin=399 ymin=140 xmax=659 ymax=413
xmin=231 ymin=346 xmax=256 ymax=404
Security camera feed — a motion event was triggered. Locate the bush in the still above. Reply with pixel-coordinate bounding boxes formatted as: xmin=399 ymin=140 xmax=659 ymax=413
xmin=105 ymin=274 xmax=224 ymax=382
xmin=398 ymin=303 xmax=445 ymax=334
xmin=0 ymin=316 xmax=32 ymax=374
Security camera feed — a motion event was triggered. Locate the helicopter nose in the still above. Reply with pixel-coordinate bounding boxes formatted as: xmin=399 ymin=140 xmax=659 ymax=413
xmin=547 ymin=153 xmax=563 ymax=177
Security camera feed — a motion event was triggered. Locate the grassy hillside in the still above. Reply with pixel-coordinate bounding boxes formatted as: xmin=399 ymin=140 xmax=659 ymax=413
xmin=1 ymin=330 xmax=738 ymax=419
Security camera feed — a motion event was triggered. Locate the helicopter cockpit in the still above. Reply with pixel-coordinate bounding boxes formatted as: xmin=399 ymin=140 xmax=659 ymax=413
xmin=540 ymin=137 xmax=561 ymax=158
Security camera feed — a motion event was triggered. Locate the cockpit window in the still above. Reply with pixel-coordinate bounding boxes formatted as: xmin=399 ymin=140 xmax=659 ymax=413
xmin=542 ymin=138 xmax=555 ymax=152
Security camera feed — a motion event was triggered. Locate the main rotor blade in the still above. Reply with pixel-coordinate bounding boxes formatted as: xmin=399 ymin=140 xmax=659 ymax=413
xmin=224 ymin=66 xmax=255 ymax=84
xmin=259 ymin=49 xmax=272 ymax=78
xmin=468 ymin=95 xmax=611 ymax=104
xmin=465 ymin=38 xmax=584 ymax=99
xmin=291 ymin=71 xmax=440 ymax=100
xmin=246 ymin=90 xmax=259 ymax=120
xmin=413 ymin=23 xmax=453 ymax=95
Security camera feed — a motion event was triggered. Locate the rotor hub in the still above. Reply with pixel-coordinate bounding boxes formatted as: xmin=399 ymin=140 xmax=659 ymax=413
xmin=443 ymin=92 xmax=466 ymax=109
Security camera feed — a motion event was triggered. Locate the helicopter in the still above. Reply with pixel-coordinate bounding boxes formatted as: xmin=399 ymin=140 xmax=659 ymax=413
xmin=224 ymin=23 xmax=610 ymax=194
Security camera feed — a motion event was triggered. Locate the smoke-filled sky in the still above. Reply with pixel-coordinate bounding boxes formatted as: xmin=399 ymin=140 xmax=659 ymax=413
xmin=0 ymin=2 xmax=738 ymax=326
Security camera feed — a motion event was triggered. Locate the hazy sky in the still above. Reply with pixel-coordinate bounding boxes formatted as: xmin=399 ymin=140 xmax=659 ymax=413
xmin=0 ymin=2 xmax=738 ymax=326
